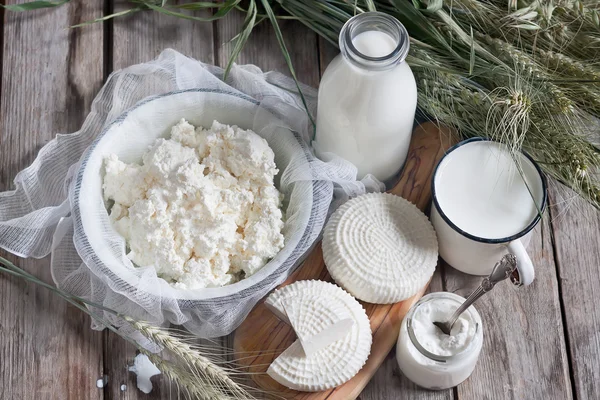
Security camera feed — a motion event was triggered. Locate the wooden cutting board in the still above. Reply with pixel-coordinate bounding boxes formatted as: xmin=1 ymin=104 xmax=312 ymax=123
xmin=233 ymin=122 xmax=455 ymax=399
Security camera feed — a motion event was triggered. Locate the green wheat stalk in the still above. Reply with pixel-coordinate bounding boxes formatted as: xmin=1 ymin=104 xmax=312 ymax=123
xmin=0 ymin=255 xmax=262 ymax=400
xmin=5 ymin=0 xmax=600 ymax=209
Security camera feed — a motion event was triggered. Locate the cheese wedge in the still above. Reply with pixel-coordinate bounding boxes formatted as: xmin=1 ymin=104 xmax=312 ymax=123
xmin=265 ymin=280 xmax=372 ymax=392
xmin=280 ymin=300 xmax=355 ymax=357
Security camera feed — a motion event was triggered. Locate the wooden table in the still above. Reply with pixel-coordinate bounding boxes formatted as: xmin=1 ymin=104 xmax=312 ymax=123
xmin=0 ymin=2 xmax=598 ymax=399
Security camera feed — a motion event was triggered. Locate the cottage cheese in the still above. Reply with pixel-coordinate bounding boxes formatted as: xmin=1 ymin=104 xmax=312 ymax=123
xmin=102 ymin=119 xmax=285 ymax=289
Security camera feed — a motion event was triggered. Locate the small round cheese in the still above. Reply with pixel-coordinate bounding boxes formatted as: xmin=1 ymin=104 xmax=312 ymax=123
xmin=323 ymin=193 xmax=438 ymax=304
xmin=265 ymin=280 xmax=372 ymax=392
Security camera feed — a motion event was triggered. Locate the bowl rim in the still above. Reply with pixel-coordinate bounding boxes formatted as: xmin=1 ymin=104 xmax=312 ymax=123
xmin=71 ymin=88 xmax=314 ymax=303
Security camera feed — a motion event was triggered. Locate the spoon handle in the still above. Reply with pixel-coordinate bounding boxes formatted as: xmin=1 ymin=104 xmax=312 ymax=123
xmin=445 ymin=254 xmax=518 ymax=331
xmin=444 ymin=285 xmax=488 ymax=331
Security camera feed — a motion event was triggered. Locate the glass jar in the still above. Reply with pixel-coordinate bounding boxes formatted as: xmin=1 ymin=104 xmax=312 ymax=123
xmin=315 ymin=12 xmax=417 ymax=184
xmin=396 ymin=292 xmax=483 ymax=389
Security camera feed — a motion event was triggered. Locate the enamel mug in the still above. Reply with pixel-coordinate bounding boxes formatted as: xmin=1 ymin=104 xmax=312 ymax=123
xmin=430 ymin=138 xmax=548 ymax=286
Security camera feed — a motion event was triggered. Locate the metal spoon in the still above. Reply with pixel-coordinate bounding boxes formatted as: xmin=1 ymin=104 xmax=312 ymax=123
xmin=433 ymin=254 xmax=519 ymax=335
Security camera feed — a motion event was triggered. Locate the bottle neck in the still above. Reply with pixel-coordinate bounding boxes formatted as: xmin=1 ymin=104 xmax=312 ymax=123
xmin=339 ymin=12 xmax=410 ymax=71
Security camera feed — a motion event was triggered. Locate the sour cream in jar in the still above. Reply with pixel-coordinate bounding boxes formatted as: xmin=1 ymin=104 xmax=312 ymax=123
xmin=396 ymin=292 xmax=483 ymax=389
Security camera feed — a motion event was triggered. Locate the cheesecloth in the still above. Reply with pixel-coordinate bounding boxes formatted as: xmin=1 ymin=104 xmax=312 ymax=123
xmin=0 ymin=49 xmax=382 ymax=339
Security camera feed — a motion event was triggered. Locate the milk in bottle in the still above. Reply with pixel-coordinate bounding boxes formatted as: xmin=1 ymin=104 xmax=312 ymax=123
xmin=316 ymin=12 xmax=417 ymax=182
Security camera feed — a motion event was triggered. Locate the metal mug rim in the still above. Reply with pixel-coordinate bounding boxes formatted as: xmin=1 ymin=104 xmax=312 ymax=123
xmin=430 ymin=137 xmax=548 ymax=244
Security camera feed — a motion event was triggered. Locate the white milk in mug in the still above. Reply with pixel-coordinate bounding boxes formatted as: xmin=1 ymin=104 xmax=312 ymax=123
xmin=315 ymin=12 xmax=417 ymax=183
xmin=430 ymin=138 xmax=547 ymax=286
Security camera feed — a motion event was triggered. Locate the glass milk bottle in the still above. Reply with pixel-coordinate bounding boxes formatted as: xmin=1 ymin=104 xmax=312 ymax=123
xmin=315 ymin=12 xmax=417 ymax=183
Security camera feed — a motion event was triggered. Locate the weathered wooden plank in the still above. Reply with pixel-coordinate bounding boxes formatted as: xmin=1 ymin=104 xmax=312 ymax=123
xmin=0 ymin=1 xmax=105 ymax=399
xmin=318 ymin=37 xmax=338 ymax=75
xmin=443 ymin=213 xmax=573 ymax=400
xmin=111 ymin=2 xmax=215 ymax=69
xmin=216 ymin=12 xmax=320 ymax=87
xmin=106 ymin=3 xmax=215 ymax=399
xmin=549 ymin=182 xmax=600 ymax=400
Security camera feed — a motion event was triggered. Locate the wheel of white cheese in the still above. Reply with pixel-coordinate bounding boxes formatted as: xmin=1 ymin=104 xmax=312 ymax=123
xmin=265 ymin=280 xmax=372 ymax=392
xmin=323 ymin=193 xmax=438 ymax=304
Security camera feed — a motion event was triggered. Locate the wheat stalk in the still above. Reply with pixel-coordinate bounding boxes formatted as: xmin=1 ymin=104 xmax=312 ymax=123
xmin=414 ymin=65 xmax=600 ymax=207
xmin=5 ymin=0 xmax=600 ymax=209
xmin=0 ymin=256 xmax=262 ymax=399
xmin=142 ymin=351 xmax=231 ymax=400
xmin=125 ymin=317 xmax=256 ymax=399
xmin=536 ymin=48 xmax=600 ymax=81
xmin=475 ymin=32 xmax=575 ymax=115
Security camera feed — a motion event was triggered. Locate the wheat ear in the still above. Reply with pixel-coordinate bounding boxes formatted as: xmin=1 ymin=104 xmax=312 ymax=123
xmin=142 ymin=350 xmax=230 ymax=400
xmin=536 ymin=48 xmax=600 ymax=81
xmin=125 ymin=317 xmax=255 ymax=399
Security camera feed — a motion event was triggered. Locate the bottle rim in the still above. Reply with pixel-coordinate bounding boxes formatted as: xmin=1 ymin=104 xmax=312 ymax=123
xmin=405 ymin=292 xmax=482 ymax=363
xmin=339 ymin=12 xmax=410 ymax=70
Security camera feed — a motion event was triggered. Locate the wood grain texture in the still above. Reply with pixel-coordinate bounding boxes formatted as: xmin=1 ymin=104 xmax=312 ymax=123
xmin=105 ymin=3 xmax=215 ymax=399
xmin=318 ymin=37 xmax=338 ymax=75
xmin=443 ymin=211 xmax=573 ymax=400
xmin=216 ymin=11 xmax=320 ymax=87
xmin=0 ymin=1 xmax=105 ymax=400
xmin=0 ymin=7 xmax=595 ymax=400
xmin=549 ymin=182 xmax=600 ymax=400
xmin=111 ymin=1 xmax=214 ymax=69
xmin=233 ymin=122 xmax=454 ymax=400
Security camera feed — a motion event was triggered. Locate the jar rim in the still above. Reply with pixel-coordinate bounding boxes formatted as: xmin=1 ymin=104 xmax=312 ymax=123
xmin=406 ymin=292 xmax=482 ymax=363
xmin=339 ymin=12 xmax=410 ymax=70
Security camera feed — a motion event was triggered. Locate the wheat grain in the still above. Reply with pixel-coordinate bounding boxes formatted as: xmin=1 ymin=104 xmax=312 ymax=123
xmin=6 ymin=0 xmax=600 ymax=208
xmin=142 ymin=350 xmax=230 ymax=400
xmin=476 ymin=32 xmax=575 ymax=114
xmin=536 ymin=48 xmax=600 ymax=81
xmin=125 ymin=317 xmax=257 ymax=399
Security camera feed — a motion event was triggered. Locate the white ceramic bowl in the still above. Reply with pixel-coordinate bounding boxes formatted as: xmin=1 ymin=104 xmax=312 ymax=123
xmin=71 ymin=89 xmax=314 ymax=302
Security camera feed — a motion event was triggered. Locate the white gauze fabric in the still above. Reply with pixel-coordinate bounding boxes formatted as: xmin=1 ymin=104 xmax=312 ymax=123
xmin=0 ymin=49 xmax=383 ymax=338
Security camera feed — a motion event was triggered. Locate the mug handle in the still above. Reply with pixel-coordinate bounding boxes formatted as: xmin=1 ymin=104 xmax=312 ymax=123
xmin=507 ymin=240 xmax=535 ymax=286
